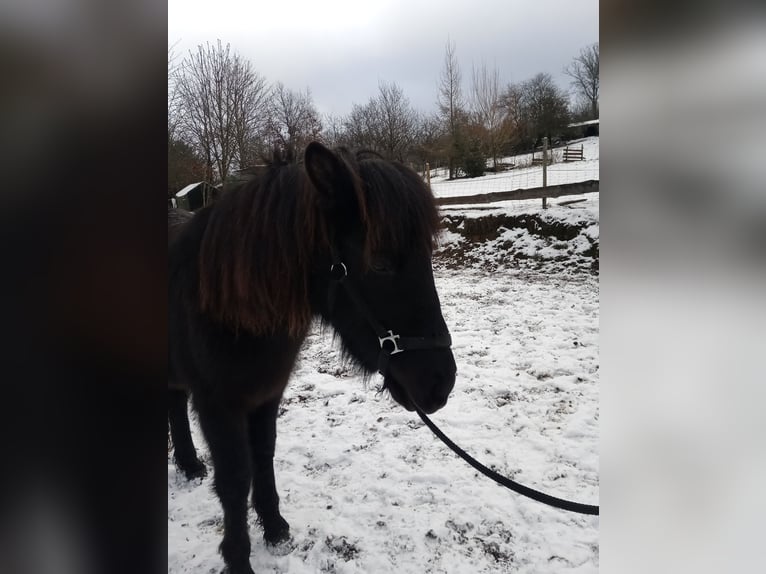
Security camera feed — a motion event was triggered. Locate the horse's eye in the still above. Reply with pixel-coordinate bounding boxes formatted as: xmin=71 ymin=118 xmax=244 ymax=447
xmin=370 ymin=258 xmax=394 ymax=274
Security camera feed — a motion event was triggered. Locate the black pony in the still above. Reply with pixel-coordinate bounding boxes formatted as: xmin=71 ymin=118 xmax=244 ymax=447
xmin=168 ymin=142 xmax=456 ymax=574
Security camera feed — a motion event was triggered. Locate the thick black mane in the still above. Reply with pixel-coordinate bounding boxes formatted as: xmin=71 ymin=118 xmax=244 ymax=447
xmin=196 ymin=147 xmax=440 ymax=337
xmin=198 ymin=160 xmax=322 ymax=337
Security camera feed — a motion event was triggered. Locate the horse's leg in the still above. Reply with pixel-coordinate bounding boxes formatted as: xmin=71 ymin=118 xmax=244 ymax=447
xmin=168 ymin=388 xmax=206 ymax=479
xmin=196 ymin=400 xmax=254 ymax=574
xmin=248 ymin=398 xmax=290 ymax=545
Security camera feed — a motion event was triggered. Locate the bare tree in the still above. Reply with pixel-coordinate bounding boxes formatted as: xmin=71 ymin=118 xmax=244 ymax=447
xmin=375 ymin=81 xmax=418 ymax=162
xmin=470 ymin=62 xmax=507 ymax=169
xmin=266 ymin=83 xmax=322 ymax=159
xmin=343 ymin=81 xmax=418 ymax=162
xmin=168 ymin=44 xmax=181 ymax=143
xmin=231 ymin=64 xmax=270 ymax=171
xmin=411 ymin=112 xmax=445 ymax=168
xmin=175 ymin=41 xmax=269 ymax=186
xmin=524 ymin=73 xmax=571 ymax=144
xmin=500 ymin=82 xmax=526 ymax=152
xmin=321 ymin=113 xmax=348 ymax=148
xmin=503 ymin=73 xmax=570 ymax=151
xmin=168 ymin=45 xmax=208 ymax=198
xmin=344 ymin=101 xmax=380 ymax=151
xmin=437 ymin=37 xmax=465 ymax=179
xmin=564 ymin=43 xmax=599 ymax=119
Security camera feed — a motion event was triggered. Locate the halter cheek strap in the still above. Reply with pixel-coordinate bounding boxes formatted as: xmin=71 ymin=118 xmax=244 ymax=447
xmin=327 ymin=255 xmax=452 ymax=375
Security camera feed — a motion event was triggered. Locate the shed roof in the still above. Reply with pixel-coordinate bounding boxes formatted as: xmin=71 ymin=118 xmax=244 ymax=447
xmin=568 ymin=119 xmax=600 ymax=128
xmin=176 ymin=182 xmax=203 ymax=197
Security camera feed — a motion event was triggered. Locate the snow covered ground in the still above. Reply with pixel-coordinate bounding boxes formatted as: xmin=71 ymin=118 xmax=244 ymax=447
xmin=168 ymin=137 xmax=600 ymax=573
xmin=168 ymin=271 xmax=599 ymax=573
xmin=430 ymin=137 xmax=600 ymax=199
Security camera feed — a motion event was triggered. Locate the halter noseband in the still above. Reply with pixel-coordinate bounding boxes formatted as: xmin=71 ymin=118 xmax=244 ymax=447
xmin=328 ymin=254 xmax=452 ymax=375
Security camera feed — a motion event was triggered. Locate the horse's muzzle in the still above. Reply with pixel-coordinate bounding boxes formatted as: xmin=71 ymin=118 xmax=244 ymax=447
xmin=385 ymin=349 xmax=456 ymax=414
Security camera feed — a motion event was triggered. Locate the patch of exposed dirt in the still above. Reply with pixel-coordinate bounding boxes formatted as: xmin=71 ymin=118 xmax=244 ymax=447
xmin=436 ymin=213 xmax=598 ymax=275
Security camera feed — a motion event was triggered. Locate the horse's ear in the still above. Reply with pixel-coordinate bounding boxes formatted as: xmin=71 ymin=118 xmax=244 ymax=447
xmin=304 ymin=142 xmax=357 ymax=213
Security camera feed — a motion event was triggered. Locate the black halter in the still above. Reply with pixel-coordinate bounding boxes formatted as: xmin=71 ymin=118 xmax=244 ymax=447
xmin=327 ymin=252 xmax=452 ymax=375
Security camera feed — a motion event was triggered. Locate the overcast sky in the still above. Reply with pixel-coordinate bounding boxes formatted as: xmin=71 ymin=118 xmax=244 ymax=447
xmin=168 ymin=0 xmax=598 ymax=117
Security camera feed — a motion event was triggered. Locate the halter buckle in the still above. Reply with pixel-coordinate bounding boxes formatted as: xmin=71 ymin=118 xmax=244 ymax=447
xmin=379 ymin=330 xmax=404 ymax=355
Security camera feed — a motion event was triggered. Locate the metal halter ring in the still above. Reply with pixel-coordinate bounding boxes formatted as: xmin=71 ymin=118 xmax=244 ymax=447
xmin=378 ymin=330 xmax=404 ymax=355
xmin=329 ymin=262 xmax=347 ymax=281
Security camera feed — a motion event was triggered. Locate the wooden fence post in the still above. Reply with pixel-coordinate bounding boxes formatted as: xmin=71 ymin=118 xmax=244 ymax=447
xmin=542 ymin=137 xmax=548 ymax=209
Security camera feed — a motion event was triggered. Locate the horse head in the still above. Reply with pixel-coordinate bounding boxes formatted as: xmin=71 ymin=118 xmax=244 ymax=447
xmin=305 ymin=142 xmax=456 ymax=414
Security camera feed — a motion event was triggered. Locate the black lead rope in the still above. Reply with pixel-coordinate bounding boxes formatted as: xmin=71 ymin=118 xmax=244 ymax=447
xmin=415 ymin=407 xmax=600 ymax=516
